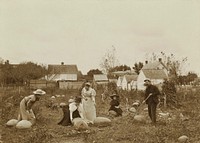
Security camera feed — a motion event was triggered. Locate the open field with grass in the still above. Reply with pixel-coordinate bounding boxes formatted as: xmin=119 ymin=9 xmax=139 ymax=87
xmin=1 ymin=87 xmax=200 ymax=143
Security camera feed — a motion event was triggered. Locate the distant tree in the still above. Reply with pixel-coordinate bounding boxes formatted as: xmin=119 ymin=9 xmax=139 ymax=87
xmin=0 ymin=60 xmax=14 ymax=85
xmin=12 ymin=62 xmax=47 ymax=84
xmin=109 ymin=65 xmax=131 ymax=73
xmin=186 ymin=72 xmax=198 ymax=84
xmin=87 ymin=69 xmax=103 ymax=78
xmin=132 ymin=62 xmax=143 ymax=74
xmin=100 ymin=46 xmax=119 ymax=74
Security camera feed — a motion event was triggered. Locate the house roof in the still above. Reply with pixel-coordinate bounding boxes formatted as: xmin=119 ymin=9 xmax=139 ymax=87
xmin=142 ymin=61 xmax=168 ymax=70
xmin=112 ymin=70 xmax=137 ymax=76
xmin=124 ymin=75 xmax=138 ymax=83
xmin=48 ymin=64 xmax=78 ymax=74
xmin=93 ymin=74 xmax=108 ymax=81
xmin=142 ymin=69 xmax=168 ymax=80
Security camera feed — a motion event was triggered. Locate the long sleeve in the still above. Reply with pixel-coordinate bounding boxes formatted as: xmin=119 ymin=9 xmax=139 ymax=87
xmin=69 ymin=103 xmax=77 ymax=121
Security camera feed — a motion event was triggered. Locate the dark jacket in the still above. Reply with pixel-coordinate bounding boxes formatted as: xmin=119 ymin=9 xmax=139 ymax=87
xmin=109 ymin=99 xmax=123 ymax=116
xmin=58 ymin=104 xmax=81 ymax=126
xmin=145 ymin=84 xmax=161 ymax=104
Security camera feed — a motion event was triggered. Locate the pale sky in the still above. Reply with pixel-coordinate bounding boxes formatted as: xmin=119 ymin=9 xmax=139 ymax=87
xmin=0 ymin=0 xmax=200 ymax=75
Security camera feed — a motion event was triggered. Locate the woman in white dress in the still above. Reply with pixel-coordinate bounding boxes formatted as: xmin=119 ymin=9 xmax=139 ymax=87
xmin=18 ymin=89 xmax=46 ymax=124
xmin=81 ymin=82 xmax=96 ymax=123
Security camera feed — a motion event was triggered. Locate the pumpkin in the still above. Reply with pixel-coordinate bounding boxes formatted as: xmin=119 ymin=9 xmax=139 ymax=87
xmin=178 ymin=135 xmax=189 ymax=142
xmin=129 ymin=107 xmax=137 ymax=113
xmin=6 ymin=119 xmax=19 ymax=127
xmin=94 ymin=117 xmax=111 ymax=127
xmin=134 ymin=115 xmax=145 ymax=122
xmin=73 ymin=118 xmax=88 ymax=130
xmin=16 ymin=120 xmax=32 ymax=129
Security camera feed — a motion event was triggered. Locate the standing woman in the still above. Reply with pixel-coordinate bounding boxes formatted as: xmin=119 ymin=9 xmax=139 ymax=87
xmin=18 ymin=89 xmax=46 ymax=124
xmin=81 ymin=82 xmax=96 ymax=123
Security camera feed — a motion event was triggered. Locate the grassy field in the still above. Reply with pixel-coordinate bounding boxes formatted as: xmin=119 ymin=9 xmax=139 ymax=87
xmin=1 ymin=87 xmax=200 ymax=143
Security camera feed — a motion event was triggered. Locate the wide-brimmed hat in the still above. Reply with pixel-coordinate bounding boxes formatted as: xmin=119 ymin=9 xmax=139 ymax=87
xmin=144 ymin=78 xmax=151 ymax=82
xmin=110 ymin=93 xmax=119 ymax=98
xmin=85 ymin=82 xmax=91 ymax=86
xmin=33 ymin=89 xmax=46 ymax=95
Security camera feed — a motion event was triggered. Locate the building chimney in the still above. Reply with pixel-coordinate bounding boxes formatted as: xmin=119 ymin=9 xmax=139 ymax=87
xmin=145 ymin=61 xmax=148 ymax=64
xmin=158 ymin=58 xmax=162 ymax=62
xmin=61 ymin=62 xmax=64 ymax=65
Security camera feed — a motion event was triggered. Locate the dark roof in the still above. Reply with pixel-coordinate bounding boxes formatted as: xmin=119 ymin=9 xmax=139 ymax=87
xmin=48 ymin=64 xmax=78 ymax=74
xmin=142 ymin=69 xmax=168 ymax=79
xmin=142 ymin=61 xmax=168 ymax=70
xmin=112 ymin=70 xmax=137 ymax=76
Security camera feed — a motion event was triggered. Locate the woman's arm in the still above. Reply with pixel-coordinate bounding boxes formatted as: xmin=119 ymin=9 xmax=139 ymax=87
xmin=26 ymin=100 xmax=35 ymax=110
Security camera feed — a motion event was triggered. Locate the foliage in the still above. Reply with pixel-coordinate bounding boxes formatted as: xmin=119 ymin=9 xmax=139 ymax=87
xmin=132 ymin=62 xmax=143 ymax=74
xmin=0 ymin=60 xmax=47 ymax=85
xmin=161 ymin=79 xmax=177 ymax=107
xmin=87 ymin=69 xmax=103 ymax=78
xmin=109 ymin=65 xmax=131 ymax=73
xmin=178 ymin=72 xmax=198 ymax=85
xmin=2 ymin=87 xmax=200 ymax=142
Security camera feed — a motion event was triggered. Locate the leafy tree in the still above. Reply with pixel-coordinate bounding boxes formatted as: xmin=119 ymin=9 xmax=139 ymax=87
xmin=13 ymin=62 xmax=47 ymax=84
xmin=109 ymin=65 xmax=131 ymax=73
xmin=186 ymin=72 xmax=198 ymax=84
xmin=132 ymin=62 xmax=143 ymax=74
xmin=0 ymin=60 xmax=14 ymax=85
xmin=87 ymin=69 xmax=103 ymax=78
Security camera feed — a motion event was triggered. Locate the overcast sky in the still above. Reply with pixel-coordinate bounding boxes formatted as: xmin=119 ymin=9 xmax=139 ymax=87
xmin=0 ymin=0 xmax=200 ymax=75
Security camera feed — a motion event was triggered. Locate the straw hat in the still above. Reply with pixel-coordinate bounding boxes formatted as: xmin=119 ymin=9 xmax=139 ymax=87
xmin=85 ymin=82 xmax=91 ymax=86
xmin=33 ymin=89 xmax=46 ymax=95
xmin=110 ymin=93 xmax=119 ymax=99
xmin=144 ymin=78 xmax=151 ymax=82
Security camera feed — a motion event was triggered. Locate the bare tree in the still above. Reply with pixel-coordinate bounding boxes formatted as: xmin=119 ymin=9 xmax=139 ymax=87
xmin=146 ymin=52 xmax=187 ymax=81
xmin=100 ymin=46 xmax=119 ymax=74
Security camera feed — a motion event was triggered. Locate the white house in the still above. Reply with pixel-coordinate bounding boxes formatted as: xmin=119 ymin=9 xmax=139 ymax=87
xmin=118 ymin=75 xmax=138 ymax=90
xmin=137 ymin=60 xmax=168 ymax=90
xmin=117 ymin=76 xmax=123 ymax=89
xmin=93 ymin=74 xmax=108 ymax=85
xmin=47 ymin=63 xmax=79 ymax=81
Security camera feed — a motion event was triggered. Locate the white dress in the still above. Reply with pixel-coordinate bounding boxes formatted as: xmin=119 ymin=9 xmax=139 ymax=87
xmin=81 ymin=87 xmax=96 ymax=122
xmin=18 ymin=95 xmax=36 ymax=122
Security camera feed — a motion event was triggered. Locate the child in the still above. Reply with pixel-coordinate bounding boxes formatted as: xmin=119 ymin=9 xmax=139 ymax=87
xmin=108 ymin=94 xmax=123 ymax=117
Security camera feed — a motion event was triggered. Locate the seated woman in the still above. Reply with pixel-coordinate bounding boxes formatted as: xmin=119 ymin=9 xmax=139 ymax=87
xmin=108 ymin=94 xmax=123 ymax=117
xmin=58 ymin=96 xmax=85 ymax=126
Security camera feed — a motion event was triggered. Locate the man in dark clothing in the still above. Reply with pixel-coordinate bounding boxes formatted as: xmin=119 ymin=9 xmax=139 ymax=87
xmin=143 ymin=78 xmax=161 ymax=124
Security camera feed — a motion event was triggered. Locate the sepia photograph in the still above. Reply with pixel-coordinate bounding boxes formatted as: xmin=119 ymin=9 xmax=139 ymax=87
xmin=0 ymin=0 xmax=200 ymax=142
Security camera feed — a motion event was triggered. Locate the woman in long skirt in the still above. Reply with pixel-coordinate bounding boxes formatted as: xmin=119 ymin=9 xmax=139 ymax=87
xmin=81 ymin=82 xmax=96 ymax=123
xmin=18 ymin=89 xmax=46 ymax=124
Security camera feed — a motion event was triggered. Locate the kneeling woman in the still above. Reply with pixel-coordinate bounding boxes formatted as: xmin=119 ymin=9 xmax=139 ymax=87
xmin=58 ymin=96 xmax=85 ymax=126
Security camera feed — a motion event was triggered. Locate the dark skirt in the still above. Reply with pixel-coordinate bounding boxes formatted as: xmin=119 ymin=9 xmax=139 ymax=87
xmin=58 ymin=105 xmax=72 ymax=126
xmin=58 ymin=105 xmax=81 ymax=126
